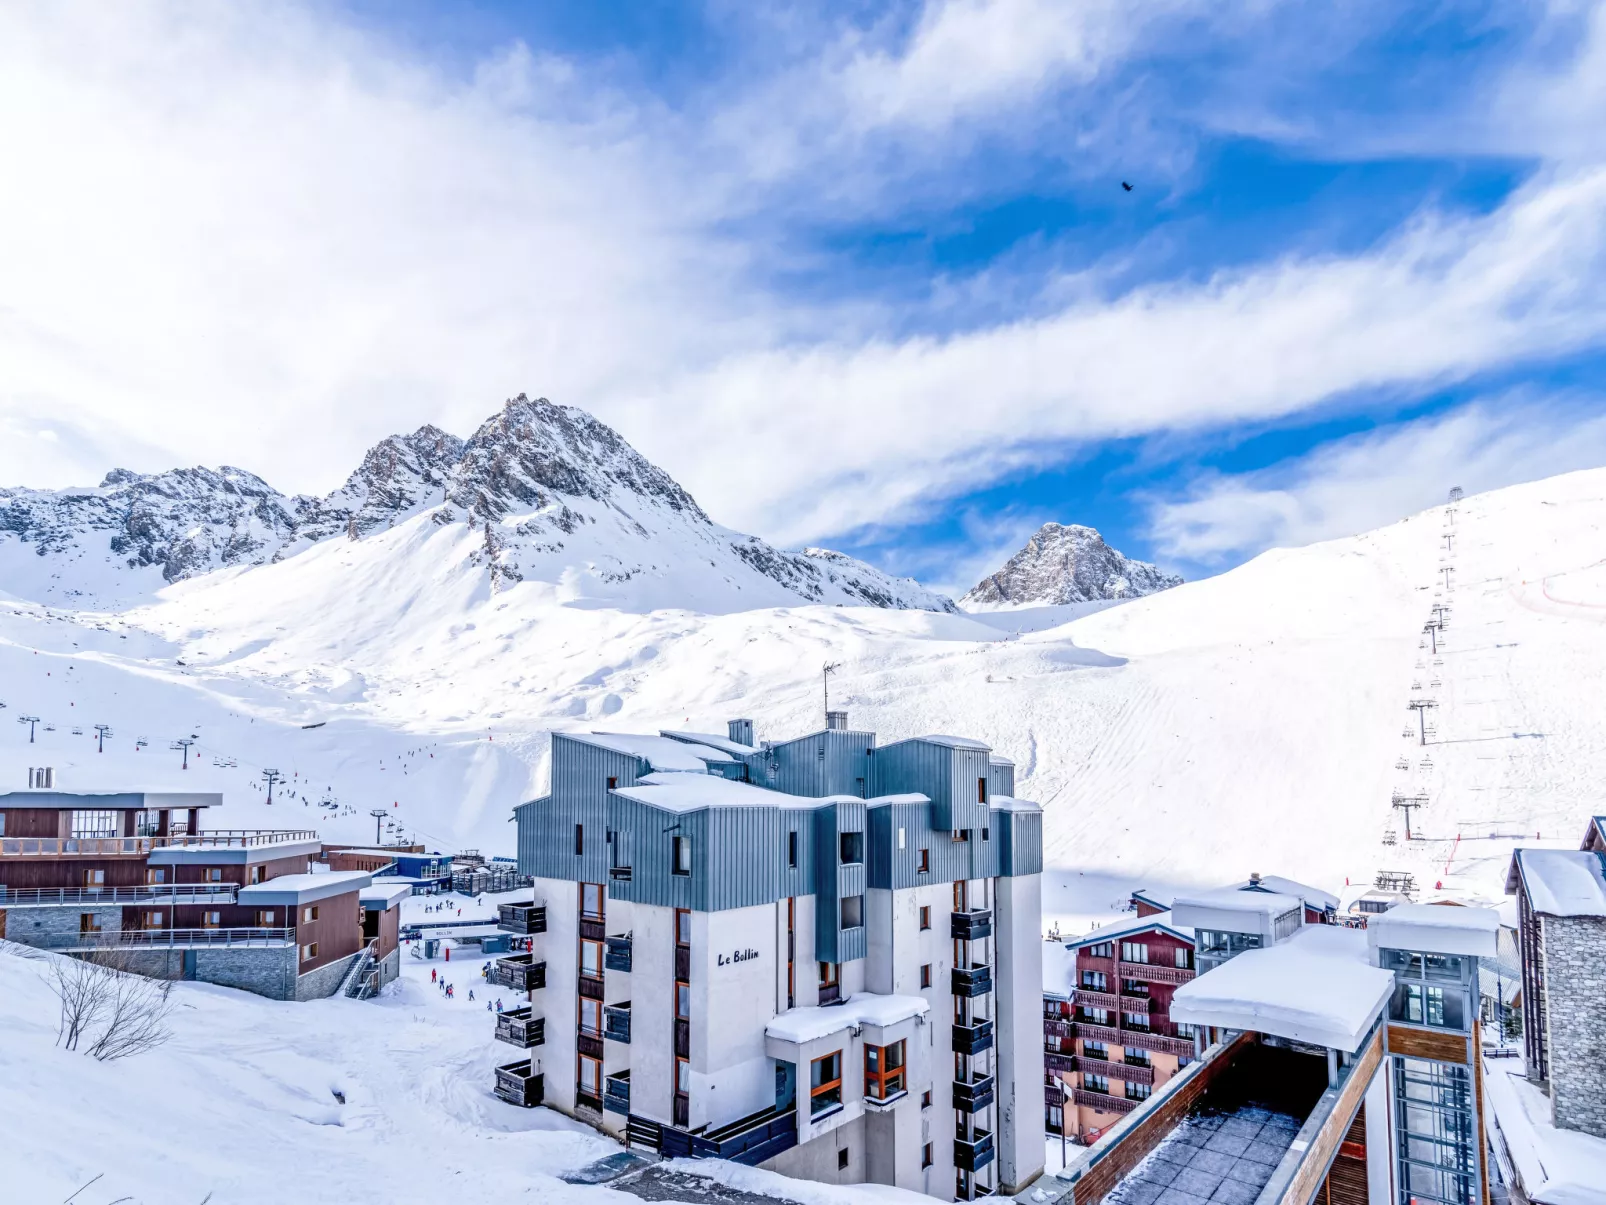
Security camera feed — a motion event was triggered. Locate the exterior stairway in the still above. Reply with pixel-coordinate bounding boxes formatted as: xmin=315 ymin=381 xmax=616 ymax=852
xmin=340 ymin=939 xmax=381 ymax=999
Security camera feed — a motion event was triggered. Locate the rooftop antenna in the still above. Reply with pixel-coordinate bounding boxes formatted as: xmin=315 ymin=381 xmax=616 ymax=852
xmin=92 ymin=723 xmax=113 ymax=753
xmin=370 ymin=808 xmax=388 ymax=845
xmin=170 ymin=737 xmax=198 ymax=770
xmin=1392 ymin=791 xmax=1430 ymax=840
xmin=18 ymin=715 xmax=40 ymax=743
xmin=1407 ymin=699 xmax=1438 ymax=746
xmin=822 ymin=662 xmax=841 ymax=725
xmin=261 ymin=768 xmax=283 ymax=805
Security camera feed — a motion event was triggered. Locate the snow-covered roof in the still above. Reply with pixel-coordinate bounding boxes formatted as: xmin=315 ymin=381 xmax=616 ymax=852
xmin=570 ymin=731 xmax=732 ymax=770
xmin=1171 ymin=925 xmax=1393 ymax=1053
xmin=1235 ymin=875 xmax=1340 ymax=910
xmin=1507 ymin=849 xmax=1606 ymax=918
xmin=989 ymin=755 xmax=1015 ymax=767
xmin=614 ymin=771 xmax=924 ymax=814
xmin=359 ymin=881 xmax=412 ymax=908
xmin=238 ymin=870 xmax=372 ymax=905
xmin=1173 ymin=887 xmax=1304 ymax=916
xmin=989 ymin=795 xmax=1041 ymax=812
xmin=1132 ymin=889 xmax=1173 ymax=911
xmin=1485 ymin=1059 xmax=1606 ymax=1205
xmin=1367 ymin=902 xmax=1499 ymax=957
xmin=1067 ymin=909 xmax=1194 ymax=949
xmin=765 ymin=992 xmax=929 ymax=1044
xmin=910 ymin=734 xmax=992 ymax=751
xmin=1042 ymin=941 xmax=1077 ymax=996
xmin=659 ymin=730 xmax=758 ymax=757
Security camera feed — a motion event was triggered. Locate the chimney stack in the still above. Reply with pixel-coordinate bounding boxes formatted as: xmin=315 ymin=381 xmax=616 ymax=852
xmin=825 ymin=710 xmax=848 ymax=731
xmin=727 ymin=718 xmax=754 ymax=747
xmin=1248 ymin=872 xmax=1262 ymax=887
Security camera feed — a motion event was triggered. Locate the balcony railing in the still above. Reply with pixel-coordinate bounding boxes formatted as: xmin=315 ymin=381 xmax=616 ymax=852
xmin=952 ymin=908 xmax=993 ymax=941
xmin=1117 ymin=960 xmax=1195 ymax=986
xmin=1074 ymin=1021 xmax=1121 ymax=1045
xmin=1045 ymin=1050 xmax=1076 ymax=1074
xmin=0 ymin=884 xmax=239 ymax=907
xmin=954 ymin=1128 xmax=995 ymax=1172
xmin=953 ymin=1073 xmax=995 ymax=1113
xmin=579 ymin=915 xmax=606 ymax=942
xmin=0 ymin=830 xmax=317 ymax=858
xmin=604 ymin=1001 xmax=632 ymax=1044
xmin=1075 ymin=989 xmax=1120 ymax=1012
xmin=494 ymin=1006 xmax=545 ymax=1049
xmin=494 ymin=1059 xmax=544 ymax=1108
xmin=953 ymin=1019 xmax=995 ymax=1056
xmin=158 ymin=830 xmax=319 ymax=848
xmin=1072 ymin=1087 xmax=1137 ymax=1115
xmin=605 ymin=934 xmax=632 ymax=973
xmin=1122 ymin=1030 xmax=1196 ymax=1058
xmin=31 ymin=926 xmax=293 ymax=951
xmin=604 ymin=1071 xmax=631 ymax=1116
xmin=952 ymin=964 xmax=993 ymax=998
xmin=1044 ymin=1018 xmax=1073 ymax=1040
xmin=1077 ymin=1056 xmax=1155 ymax=1085
xmin=658 ymin=1103 xmax=798 ymax=1166
xmin=496 ymin=903 xmax=546 ymax=935
xmin=1119 ymin=995 xmax=1154 ymax=1013
xmin=490 ymin=953 xmax=547 ymax=992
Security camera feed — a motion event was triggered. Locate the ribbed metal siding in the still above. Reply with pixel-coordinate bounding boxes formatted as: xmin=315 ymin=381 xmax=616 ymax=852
xmin=750 ymin=730 xmax=875 ymax=797
xmin=514 ymin=796 xmax=552 ymax=878
xmin=549 ymin=735 xmax=644 ymax=886
xmin=988 ymin=760 xmax=1016 ymax=799
xmin=812 ymin=804 xmax=841 ymax=962
xmin=996 ymin=808 xmax=1043 ymax=877
xmin=707 ymin=806 xmax=785 ymax=911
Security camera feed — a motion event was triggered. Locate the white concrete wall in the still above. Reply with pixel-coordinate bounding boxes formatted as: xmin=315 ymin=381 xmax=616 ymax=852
xmin=694 ymin=902 xmax=781 ymax=1130
xmin=600 ymin=896 xmax=634 ymax=1137
xmin=1366 ymin=1057 xmax=1392 ymax=1205
xmin=630 ymin=901 xmax=676 ymax=1124
xmin=765 ymin=1114 xmax=867 ymax=1184
xmin=995 ymin=871 xmax=1045 ymax=1194
xmin=531 ymin=876 xmax=577 ymax=1115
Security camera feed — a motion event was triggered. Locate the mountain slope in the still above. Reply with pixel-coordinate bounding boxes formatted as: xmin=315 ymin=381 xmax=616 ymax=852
xmin=0 ymin=396 xmax=951 ymax=613
xmin=962 ymin=522 xmax=1181 ymax=610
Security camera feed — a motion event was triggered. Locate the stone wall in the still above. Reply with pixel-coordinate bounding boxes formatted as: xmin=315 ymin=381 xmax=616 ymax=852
xmin=3 ymin=905 xmax=122 ymax=946
xmin=197 ymin=946 xmax=299 ymax=1000
xmin=294 ymin=950 xmax=361 ymax=1001
xmin=1542 ymin=914 xmax=1606 ymax=1137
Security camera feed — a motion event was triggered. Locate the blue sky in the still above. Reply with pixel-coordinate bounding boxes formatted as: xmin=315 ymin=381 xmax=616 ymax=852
xmin=2 ymin=1 xmax=1606 ymax=596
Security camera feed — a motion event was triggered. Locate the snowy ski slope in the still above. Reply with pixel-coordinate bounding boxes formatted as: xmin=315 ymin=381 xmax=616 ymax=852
xmin=2 ymin=467 xmax=1604 ymax=901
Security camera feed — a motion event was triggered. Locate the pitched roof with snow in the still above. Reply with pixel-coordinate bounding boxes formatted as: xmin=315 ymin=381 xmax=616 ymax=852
xmin=1173 ymin=887 xmax=1305 ymax=917
xmin=1237 ymin=875 xmax=1340 ymax=911
xmin=1171 ymin=924 xmax=1393 ymax=1053
xmin=1067 ymin=908 xmax=1194 ymax=949
xmin=659 ymin=730 xmax=758 ymax=757
xmin=613 ymin=771 xmax=925 ymax=814
xmin=911 ymin=734 xmax=992 ymax=750
xmin=570 ymin=731 xmax=733 ymax=770
xmin=1506 ymin=849 xmax=1606 ymax=918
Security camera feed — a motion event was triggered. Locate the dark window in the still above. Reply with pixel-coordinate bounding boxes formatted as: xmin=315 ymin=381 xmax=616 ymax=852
xmin=1126 ymin=1082 xmax=1152 ymax=1102
xmin=922 ymin=1142 xmax=934 ymax=1169
xmin=575 ymin=824 xmax=584 ymax=856
xmin=981 ymin=827 xmax=989 ymax=841
xmin=919 ymin=906 xmax=931 ymax=930
xmin=810 ymin=1051 xmax=843 ymax=1115
xmin=1081 ymin=971 xmax=1106 ymax=990
xmin=839 ymin=831 xmax=863 ymax=865
xmin=1084 ymin=1074 xmax=1109 ymax=1093
xmin=917 ymin=848 xmax=930 ymax=874
xmin=838 ymin=1149 xmax=850 ymax=1170
xmin=606 ymin=776 xmax=618 ymax=789
xmin=978 ymin=777 xmax=987 ymax=804
xmin=921 ymin=1089 xmax=932 ymax=1108
xmin=819 ymin=961 xmax=838 ymax=988
xmin=920 ymin=964 xmax=932 ymax=989
xmin=673 ymin=836 xmax=692 ymax=876
xmin=840 ymin=895 xmax=863 ymax=929
xmin=788 ymin=830 xmax=798 ymax=868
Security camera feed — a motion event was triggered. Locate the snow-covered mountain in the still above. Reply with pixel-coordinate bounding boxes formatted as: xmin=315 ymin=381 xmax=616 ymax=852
xmin=962 ymin=522 xmax=1181 ymax=610
xmin=0 ymin=395 xmax=951 ymax=613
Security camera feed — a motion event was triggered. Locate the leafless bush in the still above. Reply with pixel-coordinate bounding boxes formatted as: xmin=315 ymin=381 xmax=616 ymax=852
xmin=45 ymin=951 xmax=175 ymax=1061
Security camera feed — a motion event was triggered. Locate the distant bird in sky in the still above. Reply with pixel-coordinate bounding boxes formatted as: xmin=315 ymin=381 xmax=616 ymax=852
xmin=1121 ymin=181 xmax=1133 ymax=192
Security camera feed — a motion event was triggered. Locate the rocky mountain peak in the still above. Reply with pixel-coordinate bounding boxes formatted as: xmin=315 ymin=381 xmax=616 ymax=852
xmin=962 ymin=522 xmax=1181 ymax=609
xmin=295 ymin=424 xmax=466 ymax=542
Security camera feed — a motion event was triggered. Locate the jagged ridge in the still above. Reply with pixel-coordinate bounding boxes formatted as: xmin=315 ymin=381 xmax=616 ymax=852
xmin=962 ymin=522 xmax=1181 ymax=609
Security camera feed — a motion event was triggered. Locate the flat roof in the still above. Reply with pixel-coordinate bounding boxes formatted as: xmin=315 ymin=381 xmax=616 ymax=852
xmin=576 ymin=731 xmax=733 ymax=768
xmin=907 ymin=734 xmax=991 ymax=751
xmin=765 ymin=992 xmax=928 ymax=1044
xmin=1171 ymin=925 xmax=1393 ymax=1053
xmin=359 ymin=881 xmax=413 ymax=908
xmin=148 ymin=838 xmax=321 ymax=866
xmin=0 ymin=790 xmax=222 ymax=809
xmin=237 ymin=870 xmax=372 ymax=905
xmin=1507 ymin=849 xmax=1606 ymax=918
xmin=1368 ymin=902 xmax=1500 ymax=957
xmin=1174 ymin=887 xmax=1305 ymax=916
xmin=659 ymin=730 xmax=758 ymax=757
xmin=614 ymin=772 xmax=924 ymax=814
xmin=1237 ymin=875 xmax=1340 ymax=910
xmin=989 ymin=794 xmax=1041 ymax=813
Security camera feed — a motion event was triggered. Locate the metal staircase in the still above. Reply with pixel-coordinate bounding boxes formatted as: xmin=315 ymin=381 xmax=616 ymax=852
xmin=340 ymin=939 xmax=381 ymax=999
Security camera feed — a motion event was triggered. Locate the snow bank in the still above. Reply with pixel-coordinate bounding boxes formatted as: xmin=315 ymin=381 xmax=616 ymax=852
xmin=1485 ymin=1059 xmax=1606 ymax=1205
xmin=765 ymin=993 xmax=929 ymax=1044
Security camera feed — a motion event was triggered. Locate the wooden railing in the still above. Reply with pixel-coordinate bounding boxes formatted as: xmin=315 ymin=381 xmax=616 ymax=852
xmin=1121 ymin=1031 xmax=1196 ymax=1058
xmin=1075 ymin=1021 xmax=1122 ymax=1044
xmin=1117 ymin=960 xmax=1195 ymax=986
xmin=1076 ymin=989 xmax=1121 ymax=1011
xmin=1077 ymin=1057 xmax=1156 ymax=1086
xmin=1072 ymin=1087 xmax=1137 ymax=1115
xmin=1119 ymin=995 xmax=1154 ymax=1013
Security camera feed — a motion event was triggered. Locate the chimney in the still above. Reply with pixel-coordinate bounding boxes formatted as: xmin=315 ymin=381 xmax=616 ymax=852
xmin=28 ymin=767 xmax=56 ymax=789
xmin=1248 ymin=872 xmax=1262 ymax=887
xmin=727 ymin=719 xmax=754 ymax=747
xmin=825 ymin=710 xmax=848 ymax=731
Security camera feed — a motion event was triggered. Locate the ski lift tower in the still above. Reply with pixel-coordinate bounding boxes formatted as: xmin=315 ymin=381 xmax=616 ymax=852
xmin=1423 ymin=620 xmax=1443 ymax=655
xmin=1391 ymin=792 xmax=1430 ymax=841
xmin=18 ymin=714 xmax=40 ymax=743
xmin=369 ymin=808 xmax=388 ymax=846
xmin=822 ymin=661 xmax=841 ymax=726
xmin=1407 ymin=698 xmax=1438 ymax=745
xmin=92 ymin=724 xmax=113 ymax=753
xmin=261 ymin=768 xmax=283 ymax=804
xmin=170 ymin=736 xmax=198 ymax=770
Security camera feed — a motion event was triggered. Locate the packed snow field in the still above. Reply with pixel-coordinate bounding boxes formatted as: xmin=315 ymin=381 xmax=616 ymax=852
xmin=6 ymin=469 xmax=1604 ymax=904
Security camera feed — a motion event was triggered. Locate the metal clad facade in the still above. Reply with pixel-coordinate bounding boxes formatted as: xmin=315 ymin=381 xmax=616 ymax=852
xmin=995 ymin=808 xmax=1043 ymax=878
xmin=988 ymin=760 xmax=1016 ymax=799
xmin=549 ymin=735 xmax=644 ymax=885
xmin=755 ymin=730 xmax=875 ymax=797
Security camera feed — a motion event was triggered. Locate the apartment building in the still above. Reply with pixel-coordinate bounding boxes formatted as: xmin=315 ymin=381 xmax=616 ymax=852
xmin=0 ymin=783 xmax=382 ymax=1000
xmin=1504 ymin=816 xmax=1606 ymax=1139
xmin=1044 ymin=902 xmax=1198 ymax=1145
xmin=497 ymin=716 xmax=1045 ymax=1201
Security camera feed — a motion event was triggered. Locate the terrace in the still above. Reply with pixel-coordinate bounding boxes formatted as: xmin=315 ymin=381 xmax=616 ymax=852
xmin=0 ymin=883 xmax=239 ymax=906
xmin=29 ymin=926 xmax=295 ymax=951
xmin=0 ymin=829 xmax=318 ymax=857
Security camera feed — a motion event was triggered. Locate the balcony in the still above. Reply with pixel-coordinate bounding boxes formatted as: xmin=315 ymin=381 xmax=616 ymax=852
xmin=0 ymin=884 xmax=239 ymax=907
xmin=0 ymin=829 xmax=318 ymax=858
xmin=658 ymin=1103 xmax=798 ymax=1166
xmin=494 ymin=1059 xmax=544 ymax=1108
xmin=580 ymin=915 xmax=606 ymax=942
xmin=1075 ymin=1021 xmax=1121 ymax=1045
xmin=1045 ymin=1050 xmax=1076 ymax=1075
xmin=604 ymin=1070 xmax=631 ymax=1116
xmin=1123 ymin=1030 xmax=1196 ymax=1058
xmin=1118 ymin=960 xmax=1195 ymax=986
xmin=490 ymin=953 xmax=546 ymax=992
xmin=604 ymin=1001 xmax=632 ymax=1044
xmin=952 ymin=964 xmax=993 ymax=998
xmin=605 ymin=934 xmax=632 ymax=973
xmin=1119 ymin=995 xmax=1154 ymax=1013
xmin=579 ymin=973 xmax=604 ymax=1001
xmin=494 ymin=1006 xmax=545 ymax=1049
xmin=675 ymin=945 xmax=691 ymax=980
xmin=1078 ymin=1056 xmax=1155 ymax=1085
xmin=951 ymin=908 xmax=993 ymax=941
xmin=953 ymin=1019 xmax=995 ymax=1056
xmin=1075 ymin=989 xmax=1120 ymax=1012
xmin=953 ymin=1073 xmax=995 ymax=1113
xmin=675 ymin=1017 xmax=689 ymax=1058
xmin=1044 ymin=1018 xmax=1073 ymax=1041
xmin=1072 ymin=1087 xmax=1136 ymax=1116
xmin=954 ymin=1128 xmax=995 ymax=1172
xmin=30 ymin=926 xmax=293 ymax=951
xmin=496 ymin=903 xmax=547 ymax=935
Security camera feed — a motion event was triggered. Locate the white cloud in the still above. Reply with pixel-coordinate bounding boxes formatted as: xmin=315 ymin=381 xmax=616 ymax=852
xmin=1147 ymin=396 xmax=1606 ymax=565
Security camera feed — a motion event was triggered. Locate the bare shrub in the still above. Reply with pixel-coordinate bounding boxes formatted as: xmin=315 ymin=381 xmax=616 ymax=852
xmin=45 ymin=950 xmax=175 ymax=1061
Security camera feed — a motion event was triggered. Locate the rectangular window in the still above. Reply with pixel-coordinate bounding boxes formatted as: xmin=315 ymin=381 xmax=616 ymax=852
xmin=204 ymin=868 xmax=224 ymax=883
xmin=575 ymin=824 xmax=584 ymax=856
xmin=303 ymin=905 xmax=319 ymax=924
xmin=70 ymin=809 xmax=119 ymax=838
xmin=676 ymin=981 xmax=690 ymax=1019
xmin=579 ymin=997 xmax=602 ymax=1035
xmin=1392 ymin=983 xmax=1465 ymax=1031
xmin=1121 ymin=941 xmax=1149 ymax=964
xmin=919 ymin=906 xmax=931 ymax=931
xmin=248 ymin=865 xmax=264 ymax=885
xmin=1083 ymin=1042 xmax=1108 ymax=1061
xmin=1122 ymin=978 xmax=1148 ymax=995
xmin=1126 ymin=1082 xmax=1152 ymax=1102
xmin=579 ymin=1054 xmax=602 ymax=1096
xmin=301 ymin=942 xmax=318 ymax=961
xmin=255 ymin=909 xmax=275 ymax=926
xmin=141 ymin=910 xmax=164 ymax=929
xmin=978 ymin=777 xmax=987 ymax=803
xmin=917 ymin=848 xmax=930 ymax=874
xmin=1087 ymin=942 xmax=1112 ymax=959
xmin=606 ymin=776 xmax=618 ymax=790
xmin=79 ymin=912 xmax=103 ymax=934
xmin=82 ymin=868 xmax=106 ymax=888
xmin=1175 ymin=1022 xmax=1196 ymax=1039
xmin=819 ymin=961 xmax=838 ymax=988
xmin=1084 ymin=1074 xmax=1109 ymax=1094
xmin=921 ymin=1089 xmax=932 ymax=1109
xmin=1123 ymin=1011 xmax=1150 ymax=1031
xmin=839 ymin=831 xmax=864 ymax=865
xmin=202 ymin=911 xmax=221 ymax=928
xmin=675 ymin=907 xmax=691 ymax=946
xmin=810 ymin=1051 xmax=843 ymax=1115
xmin=582 ymin=883 xmax=604 ymax=918
xmin=898 ymin=826 xmax=906 ymax=850
xmin=864 ymin=1040 xmax=906 ymax=1100
xmin=1175 ymin=947 xmax=1192 ymax=970
xmin=144 ymin=868 xmax=166 ymax=885
xmin=134 ymin=809 xmax=160 ymax=837
xmin=581 ymin=940 xmax=603 ymax=977
xmin=788 ymin=830 xmax=798 ymax=868
xmin=922 ymin=1142 xmax=934 ymax=1169
xmin=676 ymin=1057 xmax=691 ymax=1095
xmin=920 ymin=964 xmax=932 ymax=989
xmin=673 ymin=835 xmax=692 ymax=876
xmin=840 ymin=894 xmax=863 ymax=930
xmin=1124 ymin=1049 xmax=1151 ymax=1066
xmin=1081 ymin=971 xmax=1106 ymax=990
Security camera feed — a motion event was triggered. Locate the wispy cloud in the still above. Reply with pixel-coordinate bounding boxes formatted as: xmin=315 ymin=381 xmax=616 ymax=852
xmin=1146 ymin=394 xmax=1606 ymax=566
